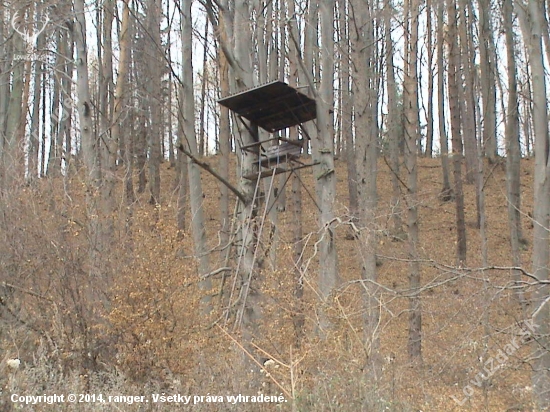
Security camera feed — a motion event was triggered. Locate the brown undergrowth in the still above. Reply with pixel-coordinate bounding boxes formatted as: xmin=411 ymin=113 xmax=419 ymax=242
xmin=0 ymin=156 xmax=537 ymax=411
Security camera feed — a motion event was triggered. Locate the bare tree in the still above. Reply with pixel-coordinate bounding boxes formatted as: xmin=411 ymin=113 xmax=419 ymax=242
xmin=425 ymin=0 xmax=435 ymax=158
xmin=350 ymin=0 xmax=381 ymax=402
xmin=479 ymin=0 xmax=498 ymax=163
xmin=458 ymin=0 xmax=478 ymax=185
xmin=518 ymin=1 xmax=550 ymax=408
xmin=504 ymin=0 xmax=526 ymax=312
xmin=3 ymin=9 xmax=25 ymax=188
xmin=403 ymin=0 xmax=422 ymax=361
xmin=437 ymin=0 xmax=452 ymax=200
xmin=385 ymin=1 xmax=404 ymax=238
xmin=180 ymin=0 xmax=211 ymax=315
xmin=315 ymin=0 xmax=339 ymax=334
xmin=447 ymin=0 xmax=467 ymax=264
xmin=146 ymin=0 xmax=162 ymax=207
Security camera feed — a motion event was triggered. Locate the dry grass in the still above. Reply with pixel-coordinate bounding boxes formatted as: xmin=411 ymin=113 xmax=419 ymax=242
xmin=0 ymin=155 xmax=539 ymax=411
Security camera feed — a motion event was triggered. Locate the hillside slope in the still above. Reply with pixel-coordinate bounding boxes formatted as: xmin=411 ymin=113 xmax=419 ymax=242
xmin=0 ymin=155 xmax=537 ymax=411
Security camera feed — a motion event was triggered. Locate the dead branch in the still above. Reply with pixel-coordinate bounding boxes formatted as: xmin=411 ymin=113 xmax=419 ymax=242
xmin=177 ymin=144 xmax=247 ymax=205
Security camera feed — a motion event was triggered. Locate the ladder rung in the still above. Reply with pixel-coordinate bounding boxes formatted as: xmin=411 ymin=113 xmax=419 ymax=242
xmin=243 ymin=167 xmax=288 ymax=180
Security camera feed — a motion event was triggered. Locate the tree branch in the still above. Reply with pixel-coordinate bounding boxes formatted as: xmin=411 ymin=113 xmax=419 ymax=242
xmin=177 ymin=144 xmax=248 ymax=205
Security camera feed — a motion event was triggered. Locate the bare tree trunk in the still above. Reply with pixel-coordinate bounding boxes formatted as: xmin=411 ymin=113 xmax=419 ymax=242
xmin=288 ymin=0 xmax=305 ymax=345
xmin=447 ymin=0 xmax=467 ymax=264
xmin=146 ymin=0 xmax=162 ymax=207
xmin=258 ymin=0 xmax=279 ymax=269
xmin=41 ymin=73 xmax=47 ymax=176
xmin=521 ymin=70 xmax=533 ymax=156
xmin=60 ymin=30 xmax=74 ymax=174
xmin=350 ymin=0 xmax=381 ymax=404
xmin=47 ymin=46 xmax=61 ymax=176
xmin=111 ymin=0 xmax=130 ymax=175
xmin=385 ymin=0 xmax=404 ymax=238
xmin=99 ymin=0 xmax=116 ymax=244
xmin=403 ymin=0 xmax=422 ymax=362
xmin=519 ymin=1 xmax=550 ymax=408
xmin=425 ymin=0 xmax=434 ymax=158
xmin=113 ymin=0 xmax=134 ymax=221
xmin=73 ymin=0 xmax=107 ymax=368
xmin=340 ymin=0 xmax=358 ymax=223
xmin=504 ymin=0 xmax=527 ymax=312
xmin=198 ymin=18 xmax=209 ymax=157
xmin=458 ymin=1 xmax=477 ymax=185
xmin=181 ymin=0 xmax=211 ymax=315
xmin=205 ymin=0 xmax=233 ymax=261
xmin=437 ymin=0 xmax=452 ymax=200
xmin=315 ymin=0 xmax=339 ymax=335
xmin=3 ymin=30 xmax=24 ymax=188
xmin=218 ymin=49 xmax=231 ymax=254
xmin=0 ymin=7 xmax=8 ymax=161
xmin=479 ymin=0 xmax=498 ymax=163
xmin=28 ymin=43 xmax=43 ymax=180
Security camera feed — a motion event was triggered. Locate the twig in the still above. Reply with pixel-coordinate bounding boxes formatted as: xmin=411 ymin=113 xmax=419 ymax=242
xmin=216 ymin=324 xmax=292 ymax=399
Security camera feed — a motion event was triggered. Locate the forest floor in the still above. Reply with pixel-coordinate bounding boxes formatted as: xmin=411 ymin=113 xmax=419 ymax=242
xmin=1 ymin=154 xmax=538 ymax=411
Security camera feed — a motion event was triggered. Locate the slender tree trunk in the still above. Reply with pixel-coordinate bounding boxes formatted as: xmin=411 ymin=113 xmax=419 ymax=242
xmin=350 ymin=0 xmax=381 ymax=403
xmin=40 ymin=72 xmax=47 ymax=176
xmin=385 ymin=0 xmax=404 ymax=238
xmin=521 ymin=69 xmax=533 ymax=156
xmin=425 ymin=0 xmax=434 ymax=158
xmin=205 ymin=0 xmax=232 ymax=258
xmin=479 ymin=0 xmax=498 ymax=163
xmin=99 ymin=0 xmax=116 ymax=244
xmin=458 ymin=1 xmax=477 ymax=185
xmin=340 ymin=0 xmax=358 ymax=223
xmin=447 ymin=0 xmax=467 ymax=264
xmin=113 ymin=0 xmax=133 ymax=217
xmin=0 ymin=8 xmax=8 ymax=161
xmin=504 ymin=0 xmax=527 ymax=312
xmin=288 ymin=0 xmax=305 ymax=345
xmin=3 ymin=31 xmax=24 ymax=188
xmin=218 ymin=49 xmax=231 ymax=254
xmin=181 ymin=0 xmax=211 ymax=315
xmin=403 ymin=0 xmax=422 ymax=361
xmin=61 ymin=32 xmax=74 ymax=174
xmin=47 ymin=48 xmax=61 ymax=176
xmin=73 ymin=0 xmax=107 ymax=368
xmin=437 ymin=0 xmax=452 ymax=200
xmin=111 ymin=0 xmax=130 ymax=172
xmin=315 ymin=0 xmax=339 ymax=335
xmin=520 ymin=1 xmax=550 ymax=408
xmin=28 ymin=57 xmax=42 ymax=180
xmin=146 ymin=0 xmax=162 ymax=207
xmin=198 ymin=18 xmax=209 ymax=157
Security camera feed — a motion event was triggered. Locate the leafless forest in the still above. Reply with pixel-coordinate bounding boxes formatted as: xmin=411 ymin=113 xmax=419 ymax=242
xmin=0 ymin=0 xmax=549 ymax=410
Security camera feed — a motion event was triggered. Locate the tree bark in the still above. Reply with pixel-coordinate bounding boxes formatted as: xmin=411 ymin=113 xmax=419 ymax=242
xmin=403 ymin=0 xmax=422 ymax=362
xmin=181 ymin=0 xmax=212 ymax=315
xmin=146 ymin=0 xmax=162 ymax=207
xmin=385 ymin=0 xmax=404 ymax=238
xmin=425 ymin=0 xmax=434 ymax=158
xmin=479 ymin=0 xmax=498 ymax=163
xmin=519 ymin=1 xmax=550 ymax=408
xmin=3 ymin=30 xmax=24 ymax=188
xmin=447 ymin=0 xmax=467 ymax=264
xmin=504 ymin=0 xmax=527 ymax=312
xmin=437 ymin=0 xmax=452 ymax=200
xmin=350 ymin=0 xmax=382 ymax=402
xmin=315 ymin=0 xmax=339 ymax=335
xmin=458 ymin=0 xmax=478 ymax=185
